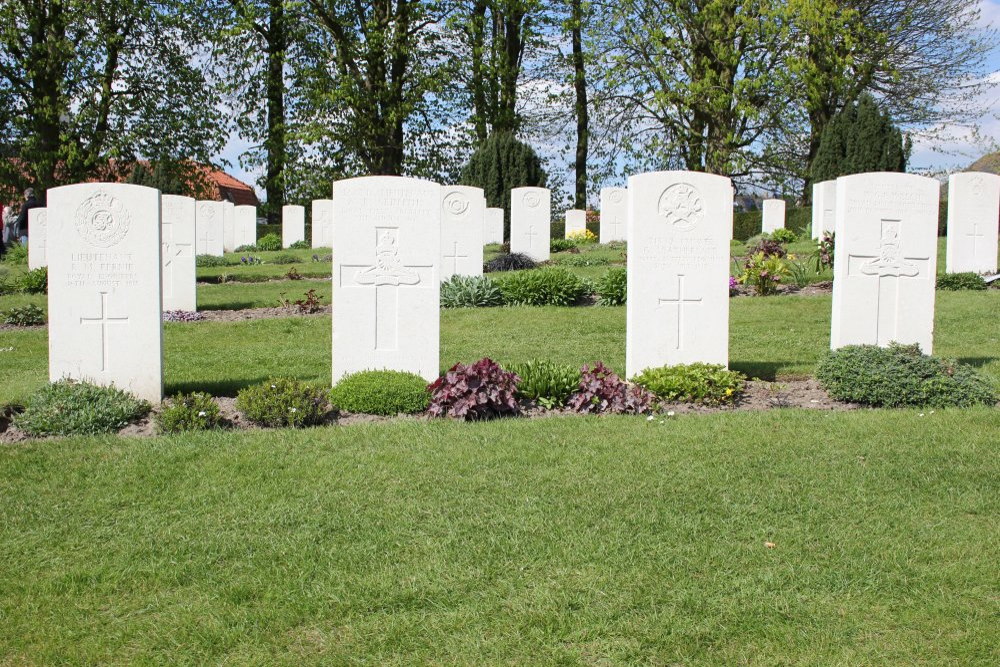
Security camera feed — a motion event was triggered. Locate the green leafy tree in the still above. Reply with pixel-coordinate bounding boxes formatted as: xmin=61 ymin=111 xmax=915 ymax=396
xmin=0 ymin=0 xmax=226 ymax=199
xmin=460 ymin=133 xmax=547 ymax=240
xmin=811 ymin=94 xmax=910 ymax=182
xmin=125 ymin=162 xmax=204 ymax=197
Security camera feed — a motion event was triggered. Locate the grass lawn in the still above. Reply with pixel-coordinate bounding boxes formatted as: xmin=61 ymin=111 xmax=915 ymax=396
xmin=1 ymin=410 xmax=997 ymax=663
xmin=2 ymin=291 xmax=998 ymax=406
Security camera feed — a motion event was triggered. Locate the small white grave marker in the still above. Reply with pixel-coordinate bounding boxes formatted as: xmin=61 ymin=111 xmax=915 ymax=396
xmin=946 ymin=172 xmax=999 ymax=274
xmin=510 ymin=187 xmax=550 ymax=262
xmin=485 ymin=207 xmax=504 ymax=244
xmin=161 ymin=195 xmax=196 ymax=312
xmin=28 ymin=207 xmax=47 ymax=269
xmin=332 ymin=176 xmax=441 ymax=382
xmin=441 ymin=185 xmax=484 ymax=280
xmin=234 ymin=205 xmax=257 ymax=249
xmin=196 ymin=200 xmax=224 ymax=256
xmin=282 ymin=205 xmax=305 ymax=247
xmin=600 ymin=188 xmax=627 ymax=242
xmin=831 ymin=172 xmax=939 ymax=352
xmin=762 ymin=199 xmax=786 ymax=233
xmin=565 ymin=209 xmax=586 ymax=238
xmin=312 ymin=199 xmax=334 ymax=249
xmin=47 ymin=183 xmax=163 ymax=402
xmin=222 ymin=201 xmax=236 ymax=252
xmin=812 ymin=180 xmax=836 ymax=240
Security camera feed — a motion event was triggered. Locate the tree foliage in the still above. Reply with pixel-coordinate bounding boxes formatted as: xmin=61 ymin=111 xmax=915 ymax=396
xmin=811 ymin=94 xmax=911 ymax=182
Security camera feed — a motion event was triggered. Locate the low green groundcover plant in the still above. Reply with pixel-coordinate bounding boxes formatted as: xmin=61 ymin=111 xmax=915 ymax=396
xmin=936 ymin=272 xmax=986 ymax=291
xmin=633 ymin=363 xmax=746 ymax=405
xmin=2 ymin=303 xmax=45 ymax=325
xmin=19 ymin=266 xmax=47 ymax=294
xmin=596 ymin=267 xmax=627 ymax=305
xmin=817 ymin=343 xmax=998 ymax=408
xmin=2 ymin=243 xmax=27 ymax=265
xmin=497 ymin=267 xmax=588 ymax=306
xmin=330 ymin=370 xmax=431 ymax=415
xmin=440 ymin=275 xmax=504 ymax=308
xmin=155 ymin=392 xmax=223 ymax=433
xmin=13 ymin=380 xmax=151 ymax=436
xmin=236 ymin=378 xmax=330 ymax=427
xmin=770 ymin=228 xmax=797 ymax=244
xmin=256 ymin=233 xmax=282 ymax=252
xmin=270 ymin=252 xmax=301 ymax=265
xmin=550 ymin=238 xmax=576 ymax=253
xmin=507 ymin=359 xmax=581 ymax=408
xmin=484 ymin=252 xmax=536 ymax=273
xmin=289 ymin=240 xmax=310 ymax=250
xmin=196 ymin=254 xmax=230 ymax=267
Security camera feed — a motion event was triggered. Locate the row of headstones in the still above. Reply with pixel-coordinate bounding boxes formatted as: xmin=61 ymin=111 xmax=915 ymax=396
xmin=43 ymin=170 xmax=982 ymax=405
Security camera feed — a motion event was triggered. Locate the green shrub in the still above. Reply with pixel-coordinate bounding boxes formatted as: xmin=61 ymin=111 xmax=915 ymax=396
xmin=235 ymin=244 xmax=257 ymax=252
xmin=596 ymin=267 xmax=627 ymax=305
xmin=19 ymin=266 xmax=47 ymax=294
xmin=550 ymin=238 xmax=576 ymax=253
xmin=2 ymin=304 xmax=45 ymax=325
xmin=771 ymin=228 xmax=797 ymax=244
xmin=633 ymin=363 xmax=746 ymax=405
xmin=155 ymin=392 xmax=223 ymax=433
xmin=936 ymin=272 xmax=986 ymax=291
xmin=236 ymin=378 xmax=331 ymax=427
xmin=497 ymin=267 xmax=588 ymax=306
xmin=13 ymin=380 xmax=151 ymax=436
xmin=440 ymin=275 xmax=504 ymax=308
xmin=269 ymin=252 xmax=300 ymax=265
xmin=330 ymin=370 xmax=431 ymax=415
xmin=507 ymin=360 xmax=581 ymax=408
xmin=256 ymin=233 xmax=282 ymax=252
xmin=289 ymin=240 xmax=310 ymax=250
xmin=740 ymin=252 xmax=789 ymax=296
xmin=484 ymin=252 xmax=537 ymax=273
xmin=817 ymin=343 xmax=998 ymax=408
xmin=195 ymin=254 xmax=229 ymax=267
xmin=2 ymin=243 xmax=27 ymax=265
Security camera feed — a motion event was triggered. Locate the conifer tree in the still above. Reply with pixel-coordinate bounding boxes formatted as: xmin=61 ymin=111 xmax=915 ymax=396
xmin=811 ymin=94 xmax=910 ymax=182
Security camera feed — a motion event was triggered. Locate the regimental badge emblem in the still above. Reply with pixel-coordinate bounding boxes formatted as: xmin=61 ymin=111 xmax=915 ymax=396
xmin=658 ymin=183 xmax=704 ymax=232
xmin=609 ymin=189 xmax=625 ymax=204
xmin=523 ymin=191 xmax=541 ymax=208
xmin=76 ymin=189 xmax=131 ymax=247
xmin=443 ymin=192 xmax=470 ymax=217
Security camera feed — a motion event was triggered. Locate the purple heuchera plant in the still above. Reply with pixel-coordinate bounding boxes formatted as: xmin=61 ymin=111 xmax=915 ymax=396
xmin=428 ymin=358 xmax=521 ymax=420
xmin=567 ymin=362 xmax=655 ymax=415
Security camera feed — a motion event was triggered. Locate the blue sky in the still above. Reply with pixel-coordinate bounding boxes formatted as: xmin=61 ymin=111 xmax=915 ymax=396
xmin=216 ymin=0 xmax=1000 ymax=198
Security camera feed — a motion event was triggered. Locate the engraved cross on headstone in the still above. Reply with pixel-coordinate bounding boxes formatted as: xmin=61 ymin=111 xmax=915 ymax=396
xmin=526 ymin=225 xmax=539 ymax=248
xmin=162 ymin=217 xmax=193 ymax=298
xmin=341 ymin=228 xmax=431 ymax=352
xmin=965 ymin=223 xmax=984 ymax=256
xmin=847 ymin=219 xmax=930 ymax=345
xmin=80 ymin=292 xmax=129 ymax=372
xmin=443 ymin=241 xmax=468 ymax=274
xmin=657 ymin=274 xmax=703 ymax=350
xmin=611 ymin=216 xmax=623 ymax=237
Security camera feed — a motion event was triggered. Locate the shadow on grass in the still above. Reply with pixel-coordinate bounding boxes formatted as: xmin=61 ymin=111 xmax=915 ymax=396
xmin=197 ymin=302 xmax=257 ymax=311
xmin=957 ymin=357 xmax=998 ymax=369
xmin=165 ymin=378 xmax=273 ymax=398
xmin=729 ymin=361 xmax=801 ymax=381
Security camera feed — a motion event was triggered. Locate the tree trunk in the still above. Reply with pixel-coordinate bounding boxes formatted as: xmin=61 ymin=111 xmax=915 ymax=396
xmin=265 ymin=0 xmax=287 ymax=222
xmin=570 ymin=0 xmax=588 ymax=209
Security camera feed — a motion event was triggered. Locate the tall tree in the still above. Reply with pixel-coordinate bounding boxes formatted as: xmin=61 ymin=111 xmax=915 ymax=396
xmin=0 ymin=0 xmax=225 ymax=198
xmin=567 ymin=0 xmax=589 ymax=208
xmin=811 ymin=93 xmax=910 ymax=182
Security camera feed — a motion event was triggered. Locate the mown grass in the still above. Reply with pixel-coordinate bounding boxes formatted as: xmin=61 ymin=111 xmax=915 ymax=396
xmin=0 ymin=410 xmax=997 ymax=663
xmin=2 ymin=291 xmax=997 ymax=405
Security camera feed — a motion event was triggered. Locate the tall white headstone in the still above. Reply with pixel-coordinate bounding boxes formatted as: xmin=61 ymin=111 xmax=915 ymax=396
xmin=946 ymin=172 xmax=999 ymax=274
xmin=234 ymin=205 xmax=257 ymax=249
xmin=626 ymin=172 xmax=733 ymax=378
xmin=831 ymin=172 xmax=939 ymax=352
xmin=510 ymin=187 xmax=550 ymax=262
xmin=441 ymin=185 xmax=485 ymax=280
xmin=196 ymin=200 xmax=224 ymax=256
xmin=485 ymin=208 xmax=504 ymax=245
xmin=312 ymin=199 xmax=334 ymax=249
xmin=762 ymin=199 xmax=786 ymax=233
xmin=282 ymin=205 xmax=305 ymax=248
xmin=332 ymin=176 xmax=441 ymax=383
xmin=28 ymin=207 xmax=47 ymax=270
xmin=161 ymin=195 xmax=196 ymax=312
xmin=812 ymin=180 xmax=837 ymax=240
xmin=600 ymin=187 xmax=627 ymax=243
xmin=222 ymin=201 xmax=236 ymax=252
xmin=47 ymin=183 xmax=163 ymax=402
xmin=565 ymin=209 xmax=586 ymax=238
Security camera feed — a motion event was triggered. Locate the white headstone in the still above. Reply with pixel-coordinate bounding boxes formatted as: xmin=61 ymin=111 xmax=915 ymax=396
xmin=831 ymin=172 xmax=939 ymax=352
xmin=332 ymin=176 xmax=441 ymax=383
xmin=47 ymin=183 xmax=163 ymax=402
xmin=234 ymin=205 xmax=257 ymax=249
xmin=762 ymin=199 xmax=786 ymax=233
xmin=946 ymin=172 xmax=999 ymax=274
xmin=626 ymin=172 xmax=733 ymax=377
xmin=222 ymin=201 xmax=236 ymax=252
xmin=440 ymin=186 xmax=485 ymax=280
xmin=565 ymin=209 xmax=586 ymax=238
xmin=485 ymin=208 xmax=504 ymax=245
xmin=195 ymin=200 xmax=224 ymax=256
xmin=312 ymin=199 xmax=334 ymax=249
xmin=510 ymin=187 xmax=550 ymax=262
xmin=811 ymin=180 xmax=837 ymax=240
xmin=28 ymin=207 xmax=47 ymax=269
xmin=282 ymin=205 xmax=305 ymax=248
xmin=600 ymin=187 xmax=627 ymax=242
xmin=161 ymin=195 xmax=196 ymax=312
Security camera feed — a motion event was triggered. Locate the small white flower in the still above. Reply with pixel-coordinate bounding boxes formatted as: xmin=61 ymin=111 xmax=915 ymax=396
xmin=271 ymin=384 xmax=276 ymax=389
xmin=929 ymin=410 xmax=935 ymax=415
xmin=918 ymin=413 xmax=925 ymax=417
xmin=290 ymin=407 xmax=298 ymax=412
xmin=646 ymin=415 xmax=655 ymax=421
xmin=197 ymin=411 xmax=206 ymax=417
